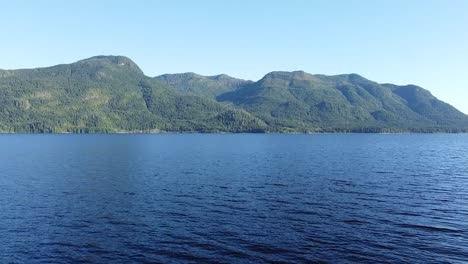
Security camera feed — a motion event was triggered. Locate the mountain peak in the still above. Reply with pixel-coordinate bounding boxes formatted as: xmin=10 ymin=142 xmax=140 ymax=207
xmin=156 ymin=72 xmax=202 ymax=82
xmin=208 ymin=74 xmax=238 ymax=80
xmin=77 ymin=55 xmax=143 ymax=74
xmin=158 ymin=73 xmax=240 ymax=81
xmin=262 ymin=70 xmax=308 ymax=80
xmin=258 ymin=71 xmax=320 ymax=86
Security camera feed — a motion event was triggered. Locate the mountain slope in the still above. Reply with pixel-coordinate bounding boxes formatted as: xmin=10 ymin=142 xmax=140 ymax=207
xmin=383 ymin=84 xmax=468 ymax=128
xmin=1 ymin=56 xmax=466 ymax=133
xmin=155 ymin=73 xmax=250 ymax=99
xmin=214 ymin=71 xmax=468 ymax=132
xmin=0 ymin=56 xmax=266 ymax=133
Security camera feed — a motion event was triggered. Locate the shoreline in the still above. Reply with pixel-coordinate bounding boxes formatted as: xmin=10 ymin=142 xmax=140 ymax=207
xmin=0 ymin=131 xmax=467 ymax=135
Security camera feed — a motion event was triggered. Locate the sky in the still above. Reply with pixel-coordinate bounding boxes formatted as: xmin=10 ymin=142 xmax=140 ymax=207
xmin=1 ymin=0 xmax=467 ymax=113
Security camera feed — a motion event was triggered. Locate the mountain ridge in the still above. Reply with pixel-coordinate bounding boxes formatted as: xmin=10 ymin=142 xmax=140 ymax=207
xmin=1 ymin=55 xmax=467 ymax=133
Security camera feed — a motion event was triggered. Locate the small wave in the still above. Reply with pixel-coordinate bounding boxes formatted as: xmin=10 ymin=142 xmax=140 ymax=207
xmin=40 ymin=241 xmax=82 ymax=249
xmin=398 ymin=223 xmax=461 ymax=233
xmin=375 ymin=171 xmax=393 ymax=174
xmin=265 ymin=182 xmax=289 ymax=187
xmin=286 ymin=209 xmax=315 ymax=216
xmin=246 ymin=243 xmax=290 ymax=255
xmin=342 ymin=219 xmax=368 ymax=225
xmin=181 ymin=170 xmax=201 ymax=175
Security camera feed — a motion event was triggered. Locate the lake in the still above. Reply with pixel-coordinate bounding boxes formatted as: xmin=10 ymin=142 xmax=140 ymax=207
xmin=0 ymin=134 xmax=467 ymax=263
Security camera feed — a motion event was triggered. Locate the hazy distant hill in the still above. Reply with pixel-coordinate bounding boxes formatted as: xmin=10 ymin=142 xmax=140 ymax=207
xmin=1 ymin=56 xmax=467 ymax=133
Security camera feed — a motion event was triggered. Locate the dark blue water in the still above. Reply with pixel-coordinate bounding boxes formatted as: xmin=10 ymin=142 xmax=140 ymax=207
xmin=0 ymin=134 xmax=467 ymax=263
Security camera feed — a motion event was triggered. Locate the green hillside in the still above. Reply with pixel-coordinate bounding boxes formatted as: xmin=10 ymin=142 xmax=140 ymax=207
xmin=214 ymin=71 xmax=468 ymax=132
xmin=155 ymin=73 xmax=250 ymax=99
xmin=1 ymin=56 xmax=467 ymax=133
xmin=0 ymin=56 xmax=266 ymax=133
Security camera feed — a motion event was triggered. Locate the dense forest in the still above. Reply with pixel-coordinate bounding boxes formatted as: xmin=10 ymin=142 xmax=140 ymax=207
xmin=0 ymin=55 xmax=467 ymax=133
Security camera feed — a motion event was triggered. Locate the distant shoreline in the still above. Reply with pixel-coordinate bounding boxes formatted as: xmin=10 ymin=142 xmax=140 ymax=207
xmin=0 ymin=131 xmax=467 ymax=135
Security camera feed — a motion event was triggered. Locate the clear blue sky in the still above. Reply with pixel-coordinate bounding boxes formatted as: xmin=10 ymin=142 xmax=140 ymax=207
xmin=1 ymin=0 xmax=467 ymax=113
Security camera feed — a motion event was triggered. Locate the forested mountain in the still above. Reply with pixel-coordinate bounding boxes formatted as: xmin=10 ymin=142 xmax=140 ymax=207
xmin=1 ymin=56 xmax=467 ymax=133
xmin=155 ymin=73 xmax=250 ymax=99
xmin=213 ymin=71 xmax=468 ymax=132
xmin=0 ymin=56 xmax=266 ymax=133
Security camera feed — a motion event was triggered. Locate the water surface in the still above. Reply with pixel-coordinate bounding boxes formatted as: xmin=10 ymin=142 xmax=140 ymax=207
xmin=0 ymin=134 xmax=467 ymax=263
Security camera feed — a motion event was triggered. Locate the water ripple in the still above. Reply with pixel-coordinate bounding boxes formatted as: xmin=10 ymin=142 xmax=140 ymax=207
xmin=1 ymin=134 xmax=468 ymax=263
